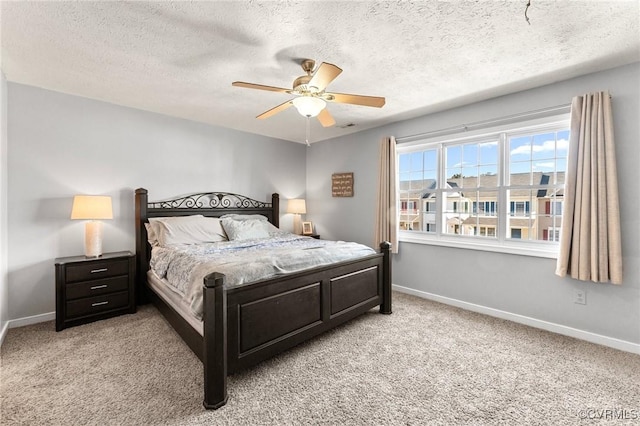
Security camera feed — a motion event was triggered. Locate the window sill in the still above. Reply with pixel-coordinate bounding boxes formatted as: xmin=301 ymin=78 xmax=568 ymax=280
xmin=399 ymin=233 xmax=559 ymax=259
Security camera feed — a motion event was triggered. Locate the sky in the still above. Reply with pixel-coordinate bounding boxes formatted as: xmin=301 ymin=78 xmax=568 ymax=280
xmin=399 ymin=129 xmax=570 ymax=184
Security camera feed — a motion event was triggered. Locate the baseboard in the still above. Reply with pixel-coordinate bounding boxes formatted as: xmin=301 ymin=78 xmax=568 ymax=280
xmin=0 ymin=321 xmax=8 ymax=346
xmin=393 ymin=284 xmax=640 ymax=355
xmin=8 ymin=311 xmax=55 ymax=329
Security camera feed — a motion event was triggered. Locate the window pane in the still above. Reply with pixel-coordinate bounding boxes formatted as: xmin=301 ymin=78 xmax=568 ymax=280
xmin=465 ymin=191 xmax=497 ymax=238
xmin=532 ymin=160 xmax=555 ymax=173
xmin=510 ymin=168 xmax=532 ymax=185
xmin=480 ymin=141 xmax=498 ymax=165
xmin=410 ymin=175 xmax=424 ymax=189
xmin=410 ymin=152 xmax=423 ymax=171
xmin=510 ymin=136 xmax=531 ymax=161
xmin=536 ymin=192 xmax=563 ymax=242
xmin=421 ymin=196 xmax=437 ymax=233
xmin=446 ymin=145 xmax=462 ymax=169
xmin=532 ymin=132 xmax=556 ymax=161
xmin=556 ymin=159 xmax=567 ymax=182
xmin=424 ymin=149 xmax=437 ymax=170
xmin=399 ymin=148 xmax=438 ymax=234
xmin=462 ymin=166 xmax=478 ymax=185
xmin=510 ymin=129 xmax=570 ymax=187
xmin=442 ymin=191 xmax=472 ymax=235
xmin=478 ymin=165 xmax=498 ymax=187
xmin=423 ymin=170 xmax=437 ymax=181
xmin=399 ymin=194 xmax=420 ymax=231
xmin=506 ymin=189 xmax=564 ymax=242
xmin=557 ymin=130 xmax=570 ymax=156
xmin=462 ymin=144 xmax=478 ymax=166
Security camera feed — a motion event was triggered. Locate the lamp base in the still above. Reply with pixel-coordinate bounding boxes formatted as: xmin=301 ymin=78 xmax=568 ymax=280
xmin=85 ymin=221 xmax=103 ymax=258
xmin=293 ymin=214 xmax=302 ymax=235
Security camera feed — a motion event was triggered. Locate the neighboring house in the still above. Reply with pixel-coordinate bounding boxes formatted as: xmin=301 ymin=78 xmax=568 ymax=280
xmin=400 ymin=172 xmax=564 ymax=241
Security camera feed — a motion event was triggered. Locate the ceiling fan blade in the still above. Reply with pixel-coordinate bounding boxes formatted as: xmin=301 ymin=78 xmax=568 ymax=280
xmin=308 ymin=62 xmax=342 ymax=92
xmin=317 ymin=108 xmax=336 ymax=128
xmin=232 ymin=81 xmax=290 ymax=93
xmin=326 ymin=92 xmax=386 ymax=108
xmin=256 ymin=100 xmax=293 ymax=119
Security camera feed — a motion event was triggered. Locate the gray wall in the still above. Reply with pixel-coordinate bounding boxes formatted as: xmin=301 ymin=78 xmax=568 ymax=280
xmin=307 ymin=62 xmax=640 ymax=345
xmin=6 ymin=83 xmax=306 ymax=321
xmin=0 ymin=72 xmax=8 ymax=337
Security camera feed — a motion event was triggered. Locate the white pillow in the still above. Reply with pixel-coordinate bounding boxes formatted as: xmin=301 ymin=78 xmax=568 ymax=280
xmin=144 ymin=223 xmax=159 ymax=247
xmin=149 ymin=215 xmax=227 ymax=246
xmin=219 ymin=214 xmax=268 ymax=221
xmin=221 ymin=218 xmax=270 ymax=241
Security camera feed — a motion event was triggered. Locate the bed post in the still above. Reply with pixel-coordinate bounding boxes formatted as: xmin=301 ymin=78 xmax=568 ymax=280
xmin=379 ymin=241 xmax=392 ymax=315
xmin=202 ymin=272 xmax=228 ymax=410
xmin=135 ymin=188 xmax=148 ymax=305
xmin=271 ymin=193 xmax=279 ymax=227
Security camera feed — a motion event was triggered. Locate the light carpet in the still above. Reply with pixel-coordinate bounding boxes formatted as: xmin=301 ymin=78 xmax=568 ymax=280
xmin=2 ymin=292 xmax=639 ymax=425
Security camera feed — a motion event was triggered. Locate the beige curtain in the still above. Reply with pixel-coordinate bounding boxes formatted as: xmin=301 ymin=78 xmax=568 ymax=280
xmin=375 ymin=136 xmax=398 ymax=254
xmin=556 ymin=91 xmax=622 ymax=284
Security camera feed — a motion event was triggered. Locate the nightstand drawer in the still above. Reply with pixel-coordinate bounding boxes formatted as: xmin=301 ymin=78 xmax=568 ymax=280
xmin=66 ymin=291 xmax=129 ymax=319
xmin=65 ymin=276 xmax=129 ymax=300
xmin=66 ymin=259 xmax=129 ymax=283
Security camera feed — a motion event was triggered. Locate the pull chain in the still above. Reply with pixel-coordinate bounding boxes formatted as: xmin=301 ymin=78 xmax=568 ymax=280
xmin=305 ymin=116 xmax=311 ymax=146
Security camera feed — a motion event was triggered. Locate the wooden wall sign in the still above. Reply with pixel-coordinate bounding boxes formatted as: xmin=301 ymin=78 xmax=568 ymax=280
xmin=332 ymin=172 xmax=354 ymax=197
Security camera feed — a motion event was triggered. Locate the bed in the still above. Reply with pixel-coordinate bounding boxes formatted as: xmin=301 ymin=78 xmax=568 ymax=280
xmin=134 ymin=188 xmax=392 ymax=409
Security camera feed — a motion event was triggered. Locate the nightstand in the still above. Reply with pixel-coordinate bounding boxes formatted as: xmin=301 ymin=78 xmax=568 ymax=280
xmin=55 ymin=251 xmax=136 ymax=331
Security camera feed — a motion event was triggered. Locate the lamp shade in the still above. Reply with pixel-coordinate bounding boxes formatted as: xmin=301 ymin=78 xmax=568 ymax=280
xmin=292 ymin=97 xmax=326 ymax=118
xmin=71 ymin=195 xmax=113 ymax=220
xmin=287 ymin=199 xmax=307 ymax=215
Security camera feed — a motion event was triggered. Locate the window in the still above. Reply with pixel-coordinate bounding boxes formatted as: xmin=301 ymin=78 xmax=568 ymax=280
xmin=544 ymin=227 xmax=561 ymax=242
xmin=473 ymin=201 xmax=497 ymax=216
xmin=510 ymin=201 xmax=530 ymax=217
xmin=397 ymin=115 xmax=569 ymax=256
xmin=475 ymin=226 xmax=496 ymax=236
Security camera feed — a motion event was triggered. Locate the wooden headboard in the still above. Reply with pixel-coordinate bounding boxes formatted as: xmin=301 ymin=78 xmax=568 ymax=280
xmin=134 ymin=188 xmax=280 ymax=304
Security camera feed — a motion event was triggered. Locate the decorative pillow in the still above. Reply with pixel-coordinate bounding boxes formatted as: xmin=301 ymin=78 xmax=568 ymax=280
xmin=149 ymin=215 xmax=227 ymax=246
xmin=221 ymin=218 xmax=270 ymax=241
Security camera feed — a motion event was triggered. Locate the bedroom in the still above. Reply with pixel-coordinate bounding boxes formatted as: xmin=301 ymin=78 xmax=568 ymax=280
xmin=1 ymin=1 xmax=639 ymax=424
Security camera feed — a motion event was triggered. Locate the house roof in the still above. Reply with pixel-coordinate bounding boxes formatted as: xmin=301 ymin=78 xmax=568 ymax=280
xmin=400 ymin=172 xmax=565 ymax=200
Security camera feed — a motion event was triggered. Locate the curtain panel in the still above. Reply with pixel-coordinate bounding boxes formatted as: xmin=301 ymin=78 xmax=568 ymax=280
xmin=556 ymin=91 xmax=622 ymax=284
xmin=375 ymin=136 xmax=398 ymax=254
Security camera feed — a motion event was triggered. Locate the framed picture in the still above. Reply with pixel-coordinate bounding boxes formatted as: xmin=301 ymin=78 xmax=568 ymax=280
xmin=302 ymin=221 xmax=313 ymax=235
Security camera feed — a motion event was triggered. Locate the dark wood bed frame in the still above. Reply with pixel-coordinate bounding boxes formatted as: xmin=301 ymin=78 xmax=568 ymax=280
xmin=134 ymin=188 xmax=392 ymax=409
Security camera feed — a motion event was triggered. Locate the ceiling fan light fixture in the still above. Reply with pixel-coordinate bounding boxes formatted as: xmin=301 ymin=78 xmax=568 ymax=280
xmin=292 ymin=96 xmax=326 ymax=117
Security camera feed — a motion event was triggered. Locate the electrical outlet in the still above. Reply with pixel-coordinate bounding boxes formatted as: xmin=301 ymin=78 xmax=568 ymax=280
xmin=574 ymin=289 xmax=587 ymax=305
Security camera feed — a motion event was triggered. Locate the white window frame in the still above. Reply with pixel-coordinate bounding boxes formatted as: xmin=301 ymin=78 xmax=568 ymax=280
xmin=397 ymin=114 xmax=570 ymax=258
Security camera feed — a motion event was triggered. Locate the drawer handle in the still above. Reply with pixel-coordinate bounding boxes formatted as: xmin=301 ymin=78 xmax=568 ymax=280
xmin=91 ymin=301 xmax=109 ymax=307
xmin=90 ymin=268 xmax=108 ymax=274
xmin=90 ymin=284 xmax=108 ymax=290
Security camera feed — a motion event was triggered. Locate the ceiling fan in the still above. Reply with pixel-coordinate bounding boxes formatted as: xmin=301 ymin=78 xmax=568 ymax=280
xmin=232 ymin=59 xmax=385 ymax=128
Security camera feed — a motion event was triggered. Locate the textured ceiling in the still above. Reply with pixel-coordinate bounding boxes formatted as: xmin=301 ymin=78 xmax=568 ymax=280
xmin=1 ymin=1 xmax=639 ymax=144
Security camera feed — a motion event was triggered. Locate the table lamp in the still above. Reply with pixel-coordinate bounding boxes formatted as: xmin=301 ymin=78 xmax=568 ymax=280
xmin=71 ymin=195 xmax=113 ymax=257
xmin=287 ymin=199 xmax=306 ymax=235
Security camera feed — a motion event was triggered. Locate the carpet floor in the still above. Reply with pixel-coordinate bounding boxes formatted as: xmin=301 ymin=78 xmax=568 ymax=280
xmin=1 ymin=292 xmax=639 ymax=425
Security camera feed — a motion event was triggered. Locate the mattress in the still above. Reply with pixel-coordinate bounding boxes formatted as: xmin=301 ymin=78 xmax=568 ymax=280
xmin=147 ymin=270 xmax=203 ymax=335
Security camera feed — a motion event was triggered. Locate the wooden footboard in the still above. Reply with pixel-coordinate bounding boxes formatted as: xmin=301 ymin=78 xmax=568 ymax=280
xmin=202 ymin=243 xmax=391 ymax=409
